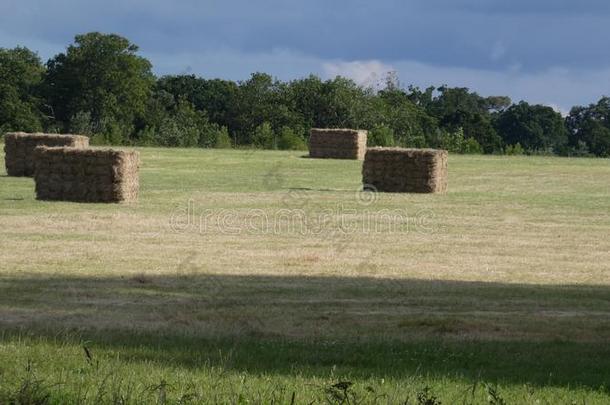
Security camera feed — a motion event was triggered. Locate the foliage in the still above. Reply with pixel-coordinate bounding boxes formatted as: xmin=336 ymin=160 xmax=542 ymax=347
xmin=0 ymin=47 xmax=45 ymax=132
xmin=277 ymin=126 xmax=306 ymax=150
xmin=1 ymin=31 xmax=608 ymax=157
xmin=69 ymin=111 xmax=95 ymax=136
xmin=494 ymin=102 xmax=567 ymax=153
xmin=156 ymin=100 xmax=205 ymax=147
xmin=566 ymin=97 xmax=610 ymax=157
xmin=505 ymin=143 xmax=525 ymax=155
xmin=252 ymin=121 xmax=276 ymax=149
xmin=439 ymin=127 xmax=483 ymax=154
xmin=213 ymin=126 xmax=233 ymax=149
xmin=44 ymin=32 xmax=154 ymax=140
xmin=424 ymin=86 xmax=504 ymax=153
xmin=368 ymin=124 xmax=396 ymax=147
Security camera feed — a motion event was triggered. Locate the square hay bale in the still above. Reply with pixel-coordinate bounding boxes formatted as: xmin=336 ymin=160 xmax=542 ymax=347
xmin=362 ymin=147 xmax=448 ymax=193
xmin=3 ymin=132 xmax=89 ymax=177
xmin=33 ymin=147 xmax=140 ymax=203
xmin=309 ymin=128 xmax=367 ymax=160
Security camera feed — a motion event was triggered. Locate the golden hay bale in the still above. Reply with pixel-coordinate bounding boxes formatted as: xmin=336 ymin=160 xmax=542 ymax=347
xmin=3 ymin=132 xmax=89 ymax=177
xmin=362 ymin=147 xmax=448 ymax=193
xmin=33 ymin=146 xmax=139 ymax=203
xmin=309 ymin=129 xmax=367 ymax=160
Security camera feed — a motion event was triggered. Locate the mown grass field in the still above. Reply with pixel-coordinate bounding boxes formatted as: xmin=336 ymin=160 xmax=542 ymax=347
xmin=1 ymin=147 xmax=609 ymax=404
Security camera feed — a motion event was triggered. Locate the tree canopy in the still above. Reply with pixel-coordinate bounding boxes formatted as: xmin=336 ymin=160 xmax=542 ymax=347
xmin=0 ymin=47 xmax=45 ymax=132
xmin=1 ymin=32 xmax=609 ymax=157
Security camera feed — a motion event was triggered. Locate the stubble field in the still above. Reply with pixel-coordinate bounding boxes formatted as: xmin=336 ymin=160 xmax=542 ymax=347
xmin=1 ymin=147 xmax=609 ymax=403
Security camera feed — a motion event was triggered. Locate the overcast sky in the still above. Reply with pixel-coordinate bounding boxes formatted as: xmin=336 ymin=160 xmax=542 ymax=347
xmin=2 ymin=0 xmax=609 ymax=112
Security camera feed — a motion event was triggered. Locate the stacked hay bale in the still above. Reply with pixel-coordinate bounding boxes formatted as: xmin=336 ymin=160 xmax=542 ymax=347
xmin=33 ymin=147 xmax=140 ymax=203
xmin=309 ymin=129 xmax=367 ymax=160
xmin=362 ymin=147 xmax=448 ymax=193
xmin=3 ymin=132 xmax=89 ymax=176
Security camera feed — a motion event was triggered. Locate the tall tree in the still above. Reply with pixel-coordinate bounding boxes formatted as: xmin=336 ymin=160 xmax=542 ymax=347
xmin=44 ymin=32 xmax=154 ymax=142
xmin=566 ymin=97 xmax=610 ymax=157
xmin=156 ymin=75 xmax=239 ymax=132
xmin=426 ymin=87 xmax=503 ymax=153
xmin=0 ymin=47 xmax=45 ymax=132
xmin=494 ymin=102 xmax=567 ymax=152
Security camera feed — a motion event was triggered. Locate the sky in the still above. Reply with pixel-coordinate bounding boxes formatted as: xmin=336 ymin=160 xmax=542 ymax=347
xmin=2 ymin=0 xmax=610 ymax=113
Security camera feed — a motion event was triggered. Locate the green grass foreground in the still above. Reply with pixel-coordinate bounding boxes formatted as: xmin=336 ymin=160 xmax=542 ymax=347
xmin=1 ymin=148 xmax=609 ymax=403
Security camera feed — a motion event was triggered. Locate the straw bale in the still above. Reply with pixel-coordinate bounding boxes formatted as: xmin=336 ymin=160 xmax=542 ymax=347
xmin=362 ymin=147 xmax=448 ymax=193
xmin=4 ymin=132 xmax=89 ymax=176
xmin=309 ymin=128 xmax=367 ymax=160
xmin=33 ymin=146 xmax=139 ymax=203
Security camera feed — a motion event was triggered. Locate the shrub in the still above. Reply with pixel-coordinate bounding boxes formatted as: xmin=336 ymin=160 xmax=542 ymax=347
xmin=157 ymin=117 xmax=197 ymax=147
xmin=439 ymin=127 xmax=482 ymax=154
xmin=368 ymin=124 xmax=395 ymax=147
xmin=462 ymin=137 xmax=483 ymax=154
xmin=277 ymin=127 xmax=306 ymax=150
xmin=505 ymin=143 xmax=525 ymax=155
xmin=69 ymin=111 xmax=95 ymax=136
xmin=198 ymin=122 xmax=227 ymax=148
xmin=100 ymin=120 xmax=128 ymax=145
xmin=213 ymin=126 xmax=232 ymax=149
xmin=252 ymin=122 xmax=276 ymax=149
xmin=135 ymin=126 xmax=157 ymax=146
xmin=556 ymin=141 xmax=593 ymax=157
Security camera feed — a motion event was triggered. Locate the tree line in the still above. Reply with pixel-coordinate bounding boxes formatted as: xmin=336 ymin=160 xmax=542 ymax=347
xmin=1 ymin=32 xmax=609 ymax=156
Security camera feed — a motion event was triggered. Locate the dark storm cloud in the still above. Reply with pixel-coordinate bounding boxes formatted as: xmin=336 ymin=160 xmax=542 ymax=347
xmin=1 ymin=0 xmax=609 ymax=109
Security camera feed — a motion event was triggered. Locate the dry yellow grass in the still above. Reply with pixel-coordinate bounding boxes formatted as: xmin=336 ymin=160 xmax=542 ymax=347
xmin=1 ymin=148 xmax=609 ymax=342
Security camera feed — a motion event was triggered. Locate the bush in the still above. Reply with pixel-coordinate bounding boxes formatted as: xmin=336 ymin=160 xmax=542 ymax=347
xmin=368 ymin=125 xmax=395 ymax=147
xmin=198 ymin=122 xmax=226 ymax=148
xmin=69 ymin=111 xmax=95 ymax=136
xmin=556 ymin=141 xmax=593 ymax=157
xmin=252 ymin=122 xmax=276 ymax=149
xmin=439 ymin=127 xmax=482 ymax=154
xmin=213 ymin=126 xmax=232 ymax=149
xmin=157 ymin=118 xmax=192 ymax=147
xmin=68 ymin=111 xmax=128 ymax=145
xmin=101 ymin=120 xmax=128 ymax=145
xmin=277 ymin=127 xmax=306 ymax=150
xmin=135 ymin=126 xmax=157 ymax=146
xmin=462 ymin=137 xmax=483 ymax=154
xmin=505 ymin=143 xmax=525 ymax=155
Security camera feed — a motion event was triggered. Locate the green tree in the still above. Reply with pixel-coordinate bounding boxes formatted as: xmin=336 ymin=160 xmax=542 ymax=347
xmin=494 ymin=102 xmax=567 ymax=153
xmin=277 ymin=126 xmax=306 ymax=150
xmin=234 ymin=73 xmax=277 ymax=144
xmin=439 ymin=127 xmax=482 ymax=154
xmin=0 ymin=47 xmax=45 ymax=132
xmin=212 ymin=126 xmax=232 ymax=149
xmin=156 ymin=75 xmax=240 ymax=134
xmin=484 ymin=96 xmax=512 ymax=112
xmin=155 ymin=99 xmax=207 ymax=147
xmin=252 ymin=121 xmax=276 ymax=149
xmin=566 ymin=97 xmax=610 ymax=157
xmin=426 ymin=86 xmax=503 ymax=153
xmin=505 ymin=143 xmax=525 ymax=155
xmin=44 ymin=32 xmax=154 ymax=143
xmin=368 ymin=124 xmax=395 ymax=147
xmin=375 ymin=87 xmax=437 ymax=147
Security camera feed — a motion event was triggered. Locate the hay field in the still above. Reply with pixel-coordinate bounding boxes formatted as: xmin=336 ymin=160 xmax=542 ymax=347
xmin=1 ymin=147 xmax=610 ymax=403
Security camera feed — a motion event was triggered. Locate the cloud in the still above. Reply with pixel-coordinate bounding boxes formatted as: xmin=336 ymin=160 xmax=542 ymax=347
xmin=385 ymin=61 xmax=610 ymax=111
xmin=323 ymin=58 xmax=610 ymax=111
xmin=322 ymin=60 xmax=395 ymax=89
xmin=1 ymin=0 xmax=610 ymax=111
xmin=490 ymin=41 xmax=507 ymax=62
xmin=147 ymin=46 xmax=609 ymax=111
xmin=2 ymin=0 xmax=610 ymax=71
